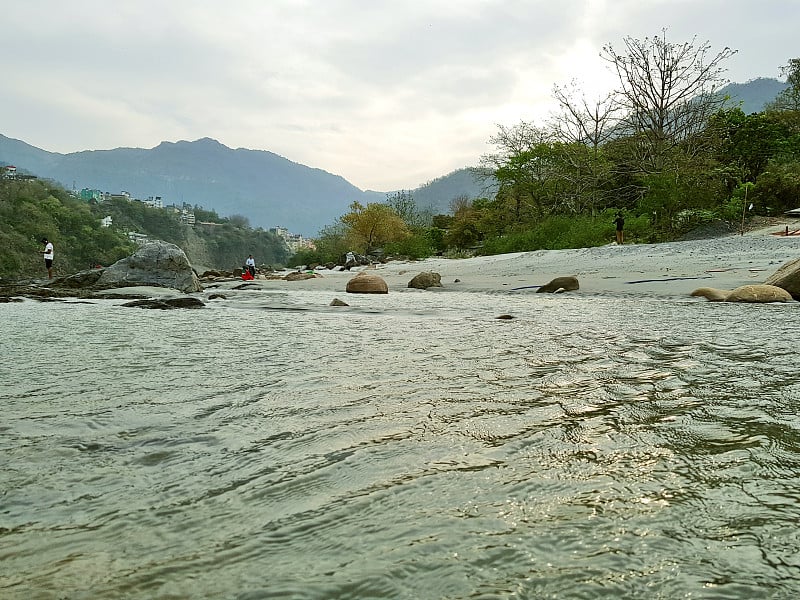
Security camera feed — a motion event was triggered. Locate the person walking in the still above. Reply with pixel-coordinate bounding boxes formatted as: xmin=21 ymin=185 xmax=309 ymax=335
xmin=245 ymin=254 xmax=256 ymax=278
xmin=613 ymin=213 xmax=625 ymax=245
xmin=41 ymin=237 xmax=54 ymax=278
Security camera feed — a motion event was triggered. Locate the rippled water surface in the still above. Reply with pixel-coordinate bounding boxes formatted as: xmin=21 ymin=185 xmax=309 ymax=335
xmin=3 ymin=289 xmax=800 ymax=599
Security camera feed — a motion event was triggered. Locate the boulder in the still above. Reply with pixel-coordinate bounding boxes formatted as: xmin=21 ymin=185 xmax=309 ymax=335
xmin=536 ymin=276 xmax=580 ymax=293
xmin=284 ymin=271 xmax=318 ymax=281
xmin=690 ymin=287 xmax=730 ymax=302
xmin=346 ymin=272 xmax=388 ymax=294
xmin=726 ymin=284 xmax=793 ymax=303
xmin=51 ymin=269 xmax=104 ymax=289
xmin=96 ymin=241 xmax=202 ymax=293
xmin=691 ymin=284 xmax=793 ymax=303
xmin=330 ymin=298 xmax=349 ymax=306
xmin=764 ymin=257 xmax=800 ymax=300
xmin=122 ymin=297 xmax=206 ymax=309
xmin=408 ymin=272 xmax=443 ymax=289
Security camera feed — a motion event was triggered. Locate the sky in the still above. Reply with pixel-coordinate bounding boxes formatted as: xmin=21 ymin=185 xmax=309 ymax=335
xmin=2 ymin=0 xmax=798 ymax=192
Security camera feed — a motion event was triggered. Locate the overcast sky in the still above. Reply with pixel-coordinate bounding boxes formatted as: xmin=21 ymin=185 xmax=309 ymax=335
xmin=2 ymin=0 xmax=797 ymax=191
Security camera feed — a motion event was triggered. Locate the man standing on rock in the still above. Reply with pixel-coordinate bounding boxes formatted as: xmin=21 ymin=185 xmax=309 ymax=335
xmin=41 ymin=237 xmax=54 ymax=279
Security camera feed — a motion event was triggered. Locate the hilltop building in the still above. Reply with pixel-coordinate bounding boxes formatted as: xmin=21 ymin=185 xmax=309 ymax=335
xmin=270 ymin=226 xmax=315 ymax=252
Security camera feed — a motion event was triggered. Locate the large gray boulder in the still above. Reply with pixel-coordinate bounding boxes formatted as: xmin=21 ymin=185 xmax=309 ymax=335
xmin=97 ymin=241 xmax=202 ymax=293
xmin=764 ymin=257 xmax=800 ymax=300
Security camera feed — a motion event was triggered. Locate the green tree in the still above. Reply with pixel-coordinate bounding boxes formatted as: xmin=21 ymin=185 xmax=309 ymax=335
xmin=767 ymin=58 xmax=800 ymax=112
xmin=340 ymin=201 xmax=410 ymax=253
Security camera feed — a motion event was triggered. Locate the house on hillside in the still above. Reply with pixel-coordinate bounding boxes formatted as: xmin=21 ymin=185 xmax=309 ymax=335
xmin=144 ymin=195 xmax=163 ymax=209
xmin=109 ymin=191 xmax=131 ymax=202
xmin=127 ymin=232 xmax=149 ymax=244
xmin=179 ymin=209 xmax=195 ymax=225
xmin=80 ymin=188 xmax=103 ymax=201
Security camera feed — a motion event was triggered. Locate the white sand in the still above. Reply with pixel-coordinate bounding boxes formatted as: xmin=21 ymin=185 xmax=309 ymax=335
xmin=228 ymin=221 xmax=800 ymax=299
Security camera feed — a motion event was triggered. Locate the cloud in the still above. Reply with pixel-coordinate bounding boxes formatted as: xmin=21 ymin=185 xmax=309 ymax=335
xmin=1 ymin=0 xmax=798 ymax=190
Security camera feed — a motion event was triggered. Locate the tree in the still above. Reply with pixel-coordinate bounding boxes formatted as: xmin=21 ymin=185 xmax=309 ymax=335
xmin=601 ymin=30 xmax=736 ymax=171
xmin=767 ymin=58 xmax=800 ymax=112
xmin=551 ymin=82 xmax=621 ymax=150
xmin=384 ymin=190 xmax=432 ymax=229
xmin=481 ymin=122 xmax=556 ymax=223
xmin=339 ymin=201 xmax=410 ymax=253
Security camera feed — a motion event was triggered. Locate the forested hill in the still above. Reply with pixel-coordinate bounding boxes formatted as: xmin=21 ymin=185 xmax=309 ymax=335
xmin=719 ymin=78 xmax=790 ymax=114
xmin=0 ymin=175 xmax=290 ymax=279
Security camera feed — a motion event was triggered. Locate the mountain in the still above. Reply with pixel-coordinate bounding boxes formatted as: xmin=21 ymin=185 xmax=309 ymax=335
xmin=409 ymin=168 xmax=497 ymax=215
xmin=0 ymin=136 xmax=384 ymax=236
xmin=4 ymin=78 xmax=780 ymax=235
xmin=718 ymin=77 xmax=789 ymax=114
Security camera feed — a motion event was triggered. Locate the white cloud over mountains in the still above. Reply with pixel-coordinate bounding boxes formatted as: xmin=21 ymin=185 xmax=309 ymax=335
xmin=2 ymin=0 xmax=797 ymax=190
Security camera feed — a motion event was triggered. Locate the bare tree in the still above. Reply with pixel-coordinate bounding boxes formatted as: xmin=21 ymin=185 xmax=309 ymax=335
xmin=601 ymin=30 xmax=736 ymax=171
xmin=549 ymin=83 xmax=624 ymax=213
xmin=550 ymin=81 xmax=621 ymax=150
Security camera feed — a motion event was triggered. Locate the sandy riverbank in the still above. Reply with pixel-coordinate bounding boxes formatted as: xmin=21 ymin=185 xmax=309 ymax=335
xmin=208 ymin=221 xmax=800 ymax=299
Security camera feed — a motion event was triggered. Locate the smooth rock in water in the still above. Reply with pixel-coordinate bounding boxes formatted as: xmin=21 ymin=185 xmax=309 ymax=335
xmin=408 ymin=272 xmax=443 ymax=289
xmin=330 ymin=298 xmax=349 ymax=306
xmin=690 ymin=287 xmax=730 ymax=302
xmin=726 ymin=284 xmax=793 ymax=303
xmin=122 ymin=297 xmax=206 ymax=309
xmin=536 ymin=276 xmax=580 ymax=293
xmin=764 ymin=257 xmax=800 ymax=300
xmin=346 ymin=272 xmax=388 ymax=294
xmin=284 ymin=271 xmax=317 ymax=281
xmin=691 ymin=284 xmax=793 ymax=303
xmin=97 ymin=241 xmax=202 ymax=293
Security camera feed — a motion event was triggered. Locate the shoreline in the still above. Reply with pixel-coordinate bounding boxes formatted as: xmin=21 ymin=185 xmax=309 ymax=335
xmin=4 ymin=222 xmax=798 ymax=302
xmin=223 ymin=221 xmax=800 ymax=299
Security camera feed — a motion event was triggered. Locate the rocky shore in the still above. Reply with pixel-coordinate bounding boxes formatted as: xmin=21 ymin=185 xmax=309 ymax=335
xmin=3 ymin=222 xmax=800 ymax=305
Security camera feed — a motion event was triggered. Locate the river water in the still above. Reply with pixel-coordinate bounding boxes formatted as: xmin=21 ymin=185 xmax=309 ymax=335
xmin=2 ymin=288 xmax=800 ymax=599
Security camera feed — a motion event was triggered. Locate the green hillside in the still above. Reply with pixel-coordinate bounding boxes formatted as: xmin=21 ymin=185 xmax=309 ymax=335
xmin=0 ymin=172 xmax=290 ymax=280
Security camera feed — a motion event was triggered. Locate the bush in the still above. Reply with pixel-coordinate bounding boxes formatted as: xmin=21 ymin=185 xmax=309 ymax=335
xmin=383 ymin=232 xmax=435 ymax=260
xmin=478 ymin=213 xmax=623 ymax=255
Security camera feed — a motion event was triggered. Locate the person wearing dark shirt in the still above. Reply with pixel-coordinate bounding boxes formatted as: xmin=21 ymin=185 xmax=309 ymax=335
xmin=614 ymin=214 xmax=625 ymax=245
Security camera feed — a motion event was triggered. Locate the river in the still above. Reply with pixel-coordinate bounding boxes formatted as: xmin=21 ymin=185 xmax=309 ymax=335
xmin=2 ymin=288 xmax=799 ymax=599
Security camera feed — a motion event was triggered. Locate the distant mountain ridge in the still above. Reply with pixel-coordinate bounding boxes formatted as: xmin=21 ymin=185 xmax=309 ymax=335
xmin=719 ymin=77 xmax=789 ymax=114
xmin=0 ymin=135 xmax=391 ymax=236
xmin=1 ymin=78 xmax=786 ymax=235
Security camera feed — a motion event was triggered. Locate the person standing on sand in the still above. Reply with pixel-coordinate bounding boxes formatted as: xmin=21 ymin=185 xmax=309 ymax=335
xmin=41 ymin=237 xmax=54 ymax=279
xmin=614 ymin=213 xmax=625 ymax=245
xmin=245 ymin=254 xmax=256 ymax=278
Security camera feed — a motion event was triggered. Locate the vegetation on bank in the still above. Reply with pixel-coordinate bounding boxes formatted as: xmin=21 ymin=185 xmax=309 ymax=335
xmin=0 ymin=176 xmax=290 ymax=279
xmin=291 ymin=40 xmax=800 ymax=267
